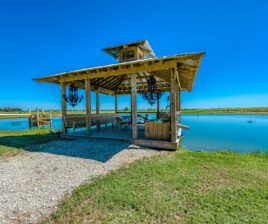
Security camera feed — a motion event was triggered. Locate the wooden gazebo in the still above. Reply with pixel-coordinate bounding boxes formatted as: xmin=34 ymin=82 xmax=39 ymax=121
xmin=34 ymin=40 xmax=204 ymax=150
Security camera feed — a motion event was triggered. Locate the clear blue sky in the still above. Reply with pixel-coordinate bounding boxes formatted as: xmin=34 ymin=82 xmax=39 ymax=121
xmin=1 ymin=0 xmax=267 ymax=111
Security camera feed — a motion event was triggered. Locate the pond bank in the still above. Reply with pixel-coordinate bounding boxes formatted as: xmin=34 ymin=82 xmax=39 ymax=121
xmin=40 ymin=150 xmax=268 ymax=224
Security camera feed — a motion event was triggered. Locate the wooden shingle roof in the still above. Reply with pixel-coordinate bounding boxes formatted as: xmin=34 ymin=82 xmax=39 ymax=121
xmin=34 ymin=52 xmax=205 ymax=95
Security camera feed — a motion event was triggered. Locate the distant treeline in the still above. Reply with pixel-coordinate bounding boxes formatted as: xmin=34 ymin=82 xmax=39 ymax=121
xmin=0 ymin=107 xmax=23 ymax=112
xmin=183 ymin=107 xmax=268 ymax=112
xmin=1 ymin=107 xmax=268 ymax=113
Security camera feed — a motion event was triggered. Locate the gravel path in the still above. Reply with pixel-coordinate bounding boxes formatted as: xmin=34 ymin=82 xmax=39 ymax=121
xmin=0 ymin=139 xmax=163 ymax=224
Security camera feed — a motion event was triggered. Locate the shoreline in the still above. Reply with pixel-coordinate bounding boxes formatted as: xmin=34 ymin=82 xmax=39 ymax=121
xmin=1 ymin=112 xmax=268 ymax=119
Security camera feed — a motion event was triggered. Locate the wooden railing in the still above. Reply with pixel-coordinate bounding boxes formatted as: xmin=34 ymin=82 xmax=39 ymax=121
xmin=65 ymin=113 xmax=120 ymax=135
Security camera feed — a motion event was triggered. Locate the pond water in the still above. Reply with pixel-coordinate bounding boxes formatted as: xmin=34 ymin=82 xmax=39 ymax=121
xmin=0 ymin=115 xmax=267 ymax=153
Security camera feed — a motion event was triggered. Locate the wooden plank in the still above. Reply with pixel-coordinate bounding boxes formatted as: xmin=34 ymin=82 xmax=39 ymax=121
xmin=131 ymin=74 xmax=137 ymax=139
xmin=61 ymin=134 xmax=178 ymax=151
xmin=59 ymin=60 xmax=177 ymax=82
xmin=177 ymin=123 xmax=189 ymax=130
xmin=170 ymin=68 xmax=177 ymax=142
xmin=85 ymin=79 xmax=91 ymax=135
xmin=61 ymin=85 xmax=67 ymax=134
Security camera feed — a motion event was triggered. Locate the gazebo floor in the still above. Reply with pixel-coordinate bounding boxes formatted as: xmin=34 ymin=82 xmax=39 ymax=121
xmin=62 ymin=124 xmax=178 ymax=151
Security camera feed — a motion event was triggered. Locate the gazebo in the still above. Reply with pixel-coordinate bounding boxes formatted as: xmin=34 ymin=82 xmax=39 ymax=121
xmin=34 ymin=40 xmax=204 ymax=150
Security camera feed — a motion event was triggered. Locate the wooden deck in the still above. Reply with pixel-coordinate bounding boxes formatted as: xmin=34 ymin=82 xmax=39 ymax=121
xmin=62 ymin=125 xmax=179 ymax=151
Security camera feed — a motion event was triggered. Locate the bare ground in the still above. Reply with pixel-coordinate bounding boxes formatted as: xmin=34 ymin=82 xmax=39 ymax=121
xmin=0 ymin=138 xmax=164 ymax=224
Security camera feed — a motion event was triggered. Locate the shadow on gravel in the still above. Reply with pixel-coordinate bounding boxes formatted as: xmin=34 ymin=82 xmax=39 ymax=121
xmin=0 ymin=133 xmax=60 ymax=149
xmin=29 ymin=138 xmax=145 ymax=163
xmin=0 ymin=134 xmax=146 ymax=162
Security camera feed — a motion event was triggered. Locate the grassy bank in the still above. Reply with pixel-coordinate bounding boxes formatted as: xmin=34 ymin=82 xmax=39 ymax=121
xmin=182 ymin=107 xmax=268 ymax=115
xmin=0 ymin=129 xmax=60 ymax=157
xmin=1 ymin=107 xmax=268 ymax=119
xmin=40 ymin=150 xmax=268 ymax=224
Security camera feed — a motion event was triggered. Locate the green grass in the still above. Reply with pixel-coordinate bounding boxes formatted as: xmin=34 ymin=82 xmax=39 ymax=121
xmin=1 ymin=107 xmax=268 ymax=119
xmin=40 ymin=151 xmax=268 ymax=224
xmin=0 ymin=129 xmax=60 ymax=156
xmin=181 ymin=107 xmax=268 ymax=115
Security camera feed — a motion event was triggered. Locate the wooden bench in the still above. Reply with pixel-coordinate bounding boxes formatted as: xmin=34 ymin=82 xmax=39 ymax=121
xmin=65 ymin=113 xmax=120 ymax=135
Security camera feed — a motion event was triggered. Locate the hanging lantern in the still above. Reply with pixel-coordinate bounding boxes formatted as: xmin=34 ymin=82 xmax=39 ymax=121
xmin=63 ymin=83 xmax=84 ymax=107
xmin=142 ymin=75 xmax=162 ymax=106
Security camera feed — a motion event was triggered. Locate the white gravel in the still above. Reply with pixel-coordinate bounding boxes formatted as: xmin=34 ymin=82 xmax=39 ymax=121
xmin=0 ymin=139 xmax=163 ymax=224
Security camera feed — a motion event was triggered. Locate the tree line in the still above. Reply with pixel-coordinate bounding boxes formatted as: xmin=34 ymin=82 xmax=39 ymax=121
xmin=0 ymin=107 xmax=23 ymax=112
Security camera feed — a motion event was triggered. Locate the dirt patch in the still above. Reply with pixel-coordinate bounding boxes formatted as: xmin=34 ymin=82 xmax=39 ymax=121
xmin=0 ymin=138 xmax=164 ymax=224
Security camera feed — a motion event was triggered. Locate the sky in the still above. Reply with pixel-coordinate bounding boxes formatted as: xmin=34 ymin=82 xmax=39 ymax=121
xmin=0 ymin=0 xmax=267 ymax=111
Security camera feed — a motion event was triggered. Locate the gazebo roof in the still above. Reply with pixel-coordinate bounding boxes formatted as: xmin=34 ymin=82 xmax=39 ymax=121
xmin=34 ymin=52 xmax=205 ymax=95
xmin=102 ymin=40 xmax=156 ymax=60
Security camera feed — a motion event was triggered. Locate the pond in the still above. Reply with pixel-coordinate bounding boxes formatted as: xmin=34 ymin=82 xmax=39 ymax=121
xmin=181 ymin=115 xmax=268 ymax=153
xmin=0 ymin=115 xmax=267 ymax=153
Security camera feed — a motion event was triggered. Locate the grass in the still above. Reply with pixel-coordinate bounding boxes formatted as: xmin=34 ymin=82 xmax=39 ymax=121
xmin=40 ymin=150 xmax=268 ymax=224
xmin=1 ymin=107 xmax=268 ymax=119
xmin=181 ymin=107 xmax=268 ymax=115
xmin=0 ymin=128 xmax=60 ymax=157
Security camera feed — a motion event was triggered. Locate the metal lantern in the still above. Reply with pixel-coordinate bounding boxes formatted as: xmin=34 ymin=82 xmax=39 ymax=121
xmin=63 ymin=83 xmax=84 ymax=107
xmin=142 ymin=75 xmax=162 ymax=106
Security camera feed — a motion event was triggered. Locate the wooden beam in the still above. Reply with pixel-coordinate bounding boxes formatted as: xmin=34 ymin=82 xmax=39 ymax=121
xmin=176 ymin=86 xmax=181 ymax=112
xmin=96 ymin=89 xmax=100 ymax=114
xmin=175 ymin=65 xmax=181 ymax=89
xmin=170 ymin=68 xmax=177 ymax=143
xmin=64 ymin=80 xmax=115 ymax=95
xmin=131 ymin=74 xmax=137 ymax=139
xmin=61 ymin=84 xmax=67 ymax=134
xmin=189 ymin=53 xmax=205 ymax=91
xmin=59 ymin=60 xmax=177 ymax=82
xmin=85 ymin=79 xmax=91 ymax=135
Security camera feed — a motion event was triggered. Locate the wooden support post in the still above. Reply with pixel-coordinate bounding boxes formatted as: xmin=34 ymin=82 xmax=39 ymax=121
xmin=42 ymin=109 xmax=45 ymax=116
xmin=28 ymin=108 xmax=32 ymax=129
xmin=157 ymin=97 xmax=160 ymax=119
xmin=49 ymin=109 xmax=52 ymax=128
xmin=131 ymin=74 xmax=137 ymax=139
xmin=61 ymin=84 xmax=67 ymax=135
xmin=85 ymin=79 xmax=91 ymax=136
xmin=170 ymin=68 xmax=177 ymax=142
xmin=96 ymin=89 xmax=100 ymax=130
xmin=176 ymin=86 xmax=181 ymax=112
xmin=176 ymin=85 xmax=181 ymax=126
xmin=36 ymin=108 xmax=39 ymax=129
xmin=115 ymin=94 xmax=118 ymax=113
